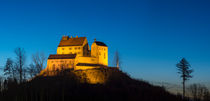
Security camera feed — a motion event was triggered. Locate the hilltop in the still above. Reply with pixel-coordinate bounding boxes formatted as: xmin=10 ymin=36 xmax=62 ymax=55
xmin=0 ymin=68 xmax=187 ymax=101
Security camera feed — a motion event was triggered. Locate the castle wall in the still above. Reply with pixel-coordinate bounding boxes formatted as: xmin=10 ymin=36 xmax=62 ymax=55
xmin=75 ymin=56 xmax=98 ymax=65
xmin=57 ymin=38 xmax=89 ymax=57
xmin=74 ymin=66 xmax=99 ymax=70
xmin=97 ymin=46 xmax=108 ymax=66
xmin=91 ymin=43 xmax=108 ymax=66
xmin=46 ymin=59 xmax=75 ymax=70
xmin=57 ymin=46 xmax=84 ymax=56
xmin=91 ymin=42 xmax=98 ymax=58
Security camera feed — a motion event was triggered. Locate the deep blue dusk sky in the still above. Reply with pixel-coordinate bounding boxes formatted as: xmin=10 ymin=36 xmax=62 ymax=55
xmin=0 ymin=0 xmax=210 ymax=86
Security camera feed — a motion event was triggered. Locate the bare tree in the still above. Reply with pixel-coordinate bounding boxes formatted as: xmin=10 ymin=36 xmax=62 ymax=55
xmin=14 ymin=47 xmax=26 ymax=83
xmin=203 ymin=89 xmax=210 ymax=101
xmin=176 ymin=58 xmax=193 ymax=98
xmin=4 ymin=58 xmax=16 ymax=79
xmin=188 ymin=84 xmax=209 ymax=101
xmin=32 ymin=52 xmax=46 ymax=75
xmin=27 ymin=64 xmax=37 ymax=78
xmin=0 ymin=76 xmax=2 ymax=91
xmin=113 ymin=51 xmax=120 ymax=69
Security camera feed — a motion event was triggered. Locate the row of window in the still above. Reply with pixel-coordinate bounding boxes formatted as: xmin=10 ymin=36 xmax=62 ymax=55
xmin=51 ymin=60 xmax=74 ymax=63
xmin=62 ymin=47 xmax=81 ymax=50
xmin=98 ymin=52 xmax=106 ymax=59
xmin=98 ymin=47 xmax=106 ymax=51
xmin=52 ymin=64 xmax=74 ymax=68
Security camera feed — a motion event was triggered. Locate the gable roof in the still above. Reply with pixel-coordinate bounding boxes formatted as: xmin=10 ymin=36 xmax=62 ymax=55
xmin=48 ymin=54 xmax=76 ymax=59
xmin=58 ymin=37 xmax=86 ymax=47
xmin=94 ymin=41 xmax=107 ymax=47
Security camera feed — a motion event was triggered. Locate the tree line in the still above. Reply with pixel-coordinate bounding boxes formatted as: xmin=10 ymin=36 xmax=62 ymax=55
xmin=0 ymin=48 xmax=210 ymax=101
xmin=1 ymin=47 xmax=46 ymax=83
xmin=176 ymin=58 xmax=210 ymax=101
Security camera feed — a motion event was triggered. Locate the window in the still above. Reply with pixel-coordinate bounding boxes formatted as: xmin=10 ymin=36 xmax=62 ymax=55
xmin=62 ymin=48 xmax=65 ymax=50
xmin=78 ymin=47 xmax=80 ymax=49
xmin=69 ymin=48 xmax=72 ymax=50
xmin=104 ymin=53 xmax=106 ymax=59
xmin=78 ymin=52 xmax=80 ymax=54
xmin=75 ymin=47 xmax=77 ymax=50
xmin=51 ymin=61 xmax=54 ymax=63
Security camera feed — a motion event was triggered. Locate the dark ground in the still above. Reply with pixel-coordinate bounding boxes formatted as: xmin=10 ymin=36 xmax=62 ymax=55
xmin=0 ymin=68 xmax=188 ymax=101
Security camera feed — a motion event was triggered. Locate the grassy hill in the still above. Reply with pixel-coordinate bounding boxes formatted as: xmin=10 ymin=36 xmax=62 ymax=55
xmin=0 ymin=68 xmax=187 ymax=101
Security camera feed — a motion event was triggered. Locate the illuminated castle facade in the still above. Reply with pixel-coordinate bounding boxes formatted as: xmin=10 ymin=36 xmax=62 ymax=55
xmin=45 ymin=36 xmax=108 ymax=71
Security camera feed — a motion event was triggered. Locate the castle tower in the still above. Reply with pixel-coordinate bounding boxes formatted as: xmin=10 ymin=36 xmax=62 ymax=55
xmin=91 ymin=39 xmax=108 ymax=66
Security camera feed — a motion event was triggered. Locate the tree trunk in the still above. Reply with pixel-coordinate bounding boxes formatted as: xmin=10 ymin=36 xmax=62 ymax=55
xmin=183 ymin=80 xmax=185 ymax=98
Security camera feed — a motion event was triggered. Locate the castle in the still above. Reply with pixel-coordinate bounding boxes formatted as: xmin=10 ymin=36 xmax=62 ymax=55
xmin=45 ymin=36 xmax=108 ymax=71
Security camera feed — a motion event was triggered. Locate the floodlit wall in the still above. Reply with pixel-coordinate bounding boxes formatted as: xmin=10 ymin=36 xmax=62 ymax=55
xmin=75 ymin=56 xmax=98 ymax=65
xmin=97 ymin=46 xmax=108 ymax=66
xmin=91 ymin=43 xmax=108 ymax=66
xmin=74 ymin=66 xmax=99 ymax=70
xmin=57 ymin=46 xmax=83 ymax=56
xmin=57 ymin=38 xmax=89 ymax=57
xmin=46 ymin=59 xmax=75 ymax=70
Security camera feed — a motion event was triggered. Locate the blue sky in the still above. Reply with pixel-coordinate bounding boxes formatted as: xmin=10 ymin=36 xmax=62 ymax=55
xmin=0 ymin=0 xmax=210 ymax=86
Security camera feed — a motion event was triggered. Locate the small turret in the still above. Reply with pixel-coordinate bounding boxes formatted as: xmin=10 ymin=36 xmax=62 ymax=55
xmin=62 ymin=36 xmax=69 ymax=40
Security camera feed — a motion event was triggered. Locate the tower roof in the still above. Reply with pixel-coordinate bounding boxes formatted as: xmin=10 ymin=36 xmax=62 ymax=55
xmin=94 ymin=41 xmax=107 ymax=47
xmin=58 ymin=37 xmax=86 ymax=47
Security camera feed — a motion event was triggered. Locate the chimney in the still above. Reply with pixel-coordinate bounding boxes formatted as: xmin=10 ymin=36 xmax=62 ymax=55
xmin=62 ymin=35 xmax=69 ymax=40
xmin=76 ymin=36 xmax=78 ymax=38
xmin=71 ymin=36 xmax=72 ymax=38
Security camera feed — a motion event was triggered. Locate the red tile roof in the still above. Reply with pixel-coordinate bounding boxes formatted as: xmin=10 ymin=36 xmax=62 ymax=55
xmin=58 ymin=37 xmax=86 ymax=47
xmin=48 ymin=54 xmax=76 ymax=59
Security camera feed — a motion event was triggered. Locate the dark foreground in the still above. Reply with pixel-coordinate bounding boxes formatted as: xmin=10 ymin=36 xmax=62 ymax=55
xmin=0 ymin=68 xmax=187 ymax=101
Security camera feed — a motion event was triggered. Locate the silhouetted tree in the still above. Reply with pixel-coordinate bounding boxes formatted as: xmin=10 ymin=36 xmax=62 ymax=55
xmin=0 ymin=76 xmax=2 ymax=91
xmin=27 ymin=63 xmax=37 ymax=78
xmin=113 ymin=51 xmax=120 ymax=69
xmin=14 ymin=47 xmax=26 ymax=83
xmin=188 ymin=84 xmax=209 ymax=101
xmin=32 ymin=52 xmax=46 ymax=75
xmin=203 ymin=89 xmax=210 ymax=101
xmin=176 ymin=58 xmax=193 ymax=98
xmin=4 ymin=58 xmax=16 ymax=79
